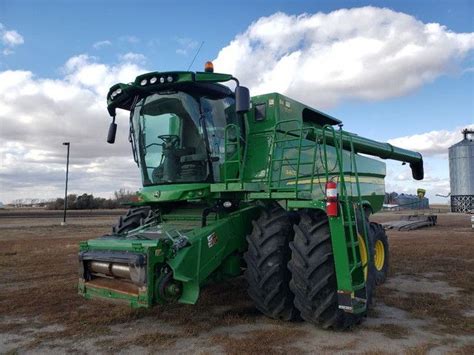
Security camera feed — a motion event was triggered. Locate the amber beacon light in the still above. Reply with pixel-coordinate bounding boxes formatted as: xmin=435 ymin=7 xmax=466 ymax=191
xmin=204 ymin=61 xmax=214 ymax=73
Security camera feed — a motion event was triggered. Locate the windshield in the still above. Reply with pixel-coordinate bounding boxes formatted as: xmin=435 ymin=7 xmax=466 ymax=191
xmin=131 ymin=91 xmax=238 ymax=186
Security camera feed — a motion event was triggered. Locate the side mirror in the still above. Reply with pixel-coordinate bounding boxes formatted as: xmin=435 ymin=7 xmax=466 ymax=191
xmin=235 ymin=86 xmax=250 ymax=113
xmin=107 ymin=119 xmax=117 ymax=144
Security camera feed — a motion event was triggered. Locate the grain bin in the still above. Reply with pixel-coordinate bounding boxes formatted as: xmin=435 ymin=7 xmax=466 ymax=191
xmin=449 ymin=129 xmax=474 ymax=212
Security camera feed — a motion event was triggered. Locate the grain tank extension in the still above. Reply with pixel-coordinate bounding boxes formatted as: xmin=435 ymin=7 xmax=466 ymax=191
xmin=78 ymin=65 xmax=424 ymax=329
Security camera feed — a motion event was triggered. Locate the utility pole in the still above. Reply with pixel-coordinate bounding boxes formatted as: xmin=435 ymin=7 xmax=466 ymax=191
xmin=61 ymin=142 xmax=70 ymax=225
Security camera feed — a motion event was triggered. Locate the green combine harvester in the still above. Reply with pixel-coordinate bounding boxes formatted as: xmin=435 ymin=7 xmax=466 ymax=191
xmin=78 ymin=62 xmax=424 ymax=329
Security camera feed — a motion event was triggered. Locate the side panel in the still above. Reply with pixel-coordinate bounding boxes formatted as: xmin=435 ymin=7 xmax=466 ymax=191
xmin=168 ymin=205 xmax=260 ymax=304
xmin=240 ymin=93 xmax=386 ymax=210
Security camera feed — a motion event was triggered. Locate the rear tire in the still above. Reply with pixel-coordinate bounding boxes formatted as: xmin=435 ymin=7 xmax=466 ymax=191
xmin=112 ymin=206 xmax=151 ymax=234
xmin=370 ymin=222 xmax=389 ymax=285
xmin=289 ymin=210 xmax=372 ymax=329
xmin=244 ymin=202 xmax=299 ymax=321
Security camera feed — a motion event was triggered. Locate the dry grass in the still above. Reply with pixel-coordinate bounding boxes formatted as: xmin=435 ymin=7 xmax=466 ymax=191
xmin=210 ymin=328 xmax=305 ymax=355
xmin=371 ymin=214 xmax=474 ymax=335
xmin=377 ymin=289 xmax=473 ymax=334
xmin=404 ymin=342 xmax=437 ymax=355
xmin=365 ymin=324 xmax=410 ymax=340
xmin=0 ymin=212 xmax=472 ymax=353
xmin=450 ymin=343 xmax=474 ymax=354
xmin=0 ymin=222 xmax=265 ymax=348
xmin=362 ymin=351 xmax=396 ymax=355
xmin=321 ymin=339 xmax=359 ymax=352
xmin=95 ymin=331 xmax=181 ymax=351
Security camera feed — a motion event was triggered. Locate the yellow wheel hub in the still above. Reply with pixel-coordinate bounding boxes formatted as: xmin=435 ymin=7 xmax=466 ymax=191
xmin=358 ymin=235 xmax=368 ymax=281
xmin=374 ymin=240 xmax=385 ymax=271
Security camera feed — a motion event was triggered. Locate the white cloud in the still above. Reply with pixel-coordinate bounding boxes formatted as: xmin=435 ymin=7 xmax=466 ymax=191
xmin=2 ymin=30 xmax=24 ymax=46
xmin=213 ymin=7 xmax=474 ymax=108
xmin=62 ymin=54 xmax=146 ymax=96
xmin=0 ymin=23 xmax=24 ymax=56
xmin=93 ymin=40 xmax=112 ymax=49
xmin=2 ymin=48 xmax=13 ymax=56
xmin=388 ymin=124 xmax=474 ymax=156
xmin=119 ymin=35 xmax=140 ymax=44
xmin=0 ymin=54 xmax=147 ymax=202
xmin=175 ymin=37 xmax=199 ymax=56
xmin=118 ymin=52 xmax=146 ymax=64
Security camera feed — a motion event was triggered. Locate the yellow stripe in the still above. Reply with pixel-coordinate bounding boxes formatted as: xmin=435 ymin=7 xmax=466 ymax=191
xmin=286 ymin=176 xmax=384 ymax=185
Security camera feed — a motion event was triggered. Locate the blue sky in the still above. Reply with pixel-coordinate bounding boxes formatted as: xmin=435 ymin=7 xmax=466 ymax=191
xmin=2 ymin=0 xmax=473 ymax=77
xmin=0 ymin=0 xmax=473 ymax=203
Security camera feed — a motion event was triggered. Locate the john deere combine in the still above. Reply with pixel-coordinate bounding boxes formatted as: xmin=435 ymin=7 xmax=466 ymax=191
xmin=78 ymin=62 xmax=423 ymax=328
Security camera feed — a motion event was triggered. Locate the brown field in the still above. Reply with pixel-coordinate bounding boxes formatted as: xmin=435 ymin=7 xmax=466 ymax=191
xmin=0 ymin=209 xmax=473 ymax=354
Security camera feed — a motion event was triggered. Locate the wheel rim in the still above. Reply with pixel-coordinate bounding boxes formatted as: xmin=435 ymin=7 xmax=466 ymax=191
xmin=358 ymin=235 xmax=368 ymax=280
xmin=374 ymin=240 xmax=385 ymax=271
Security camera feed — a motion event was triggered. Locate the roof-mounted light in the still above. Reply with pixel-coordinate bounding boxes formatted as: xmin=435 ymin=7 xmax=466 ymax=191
xmin=140 ymin=79 xmax=147 ymax=86
xmin=204 ymin=61 xmax=214 ymax=73
xmin=150 ymin=77 xmax=157 ymax=84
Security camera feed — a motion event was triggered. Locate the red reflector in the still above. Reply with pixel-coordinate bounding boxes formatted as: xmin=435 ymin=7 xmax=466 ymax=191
xmin=326 ymin=181 xmax=338 ymax=217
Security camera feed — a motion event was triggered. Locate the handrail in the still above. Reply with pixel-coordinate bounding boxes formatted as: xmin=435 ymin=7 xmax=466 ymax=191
xmin=223 ymin=124 xmax=243 ymax=186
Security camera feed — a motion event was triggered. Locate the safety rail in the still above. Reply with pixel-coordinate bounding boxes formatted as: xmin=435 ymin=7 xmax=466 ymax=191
xmin=267 ymin=120 xmax=323 ymax=196
xmin=223 ymin=124 xmax=243 ymax=188
xmin=267 ymin=120 xmax=370 ymax=299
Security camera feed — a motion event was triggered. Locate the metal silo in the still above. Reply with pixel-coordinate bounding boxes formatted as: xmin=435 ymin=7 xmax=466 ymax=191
xmin=449 ymin=129 xmax=474 ymax=213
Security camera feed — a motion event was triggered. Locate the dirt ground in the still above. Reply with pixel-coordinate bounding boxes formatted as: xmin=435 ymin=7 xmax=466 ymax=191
xmin=0 ymin=209 xmax=472 ymax=354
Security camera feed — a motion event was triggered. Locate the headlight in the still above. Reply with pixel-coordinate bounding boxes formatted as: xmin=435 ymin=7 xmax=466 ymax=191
xmin=110 ymin=88 xmax=122 ymax=100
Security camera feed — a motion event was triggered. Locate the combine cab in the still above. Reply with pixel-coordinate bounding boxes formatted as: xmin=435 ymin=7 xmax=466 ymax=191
xmin=78 ymin=63 xmax=423 ymax=328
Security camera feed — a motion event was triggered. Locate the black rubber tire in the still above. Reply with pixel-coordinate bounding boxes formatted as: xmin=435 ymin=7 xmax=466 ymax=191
xmin=112 ymin=206 xmax=151 ymax=234
xmin=289 ymin=209 xmax=375 ymax=329
xmin=370 ymin=222 xmax=389 ymax=285
xmin=243 ymin=202 xmax=299 ymax=321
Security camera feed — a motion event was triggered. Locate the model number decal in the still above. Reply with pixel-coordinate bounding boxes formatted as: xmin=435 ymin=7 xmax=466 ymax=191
xmin=207 ymin=233 xmax=218 ymax=248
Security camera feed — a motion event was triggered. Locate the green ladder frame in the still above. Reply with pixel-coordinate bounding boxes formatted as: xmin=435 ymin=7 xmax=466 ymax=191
xmin=267 ymin=119 xmax=371 ymax=314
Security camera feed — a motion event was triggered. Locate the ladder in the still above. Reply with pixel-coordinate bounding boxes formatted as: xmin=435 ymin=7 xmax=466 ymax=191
xmin=222 ymin=124 xmax=244 ymax=188
xmin=321 ymin=125 xmax=370 ymax=313
xmin=267 ymin=120 xmax=370 ymax=312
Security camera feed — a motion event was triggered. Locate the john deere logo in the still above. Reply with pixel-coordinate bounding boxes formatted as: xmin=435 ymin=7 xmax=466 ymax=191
xmin=153 ymin=191 xmax=161 ymax=198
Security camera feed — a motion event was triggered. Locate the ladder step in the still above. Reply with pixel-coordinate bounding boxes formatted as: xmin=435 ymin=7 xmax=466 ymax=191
xmin=271 ymin=158 xmax=298 ymax=162
xmin=347 ymin=241 xmax=359 ymax=247
xmin=273 ymin=137 xmax=300 ymax=144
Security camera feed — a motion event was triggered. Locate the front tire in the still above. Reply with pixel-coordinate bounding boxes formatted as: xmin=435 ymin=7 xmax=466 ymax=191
xmin=289 ymin=210 xmax=373 ymax=329
xmin=112 ymin=206 xmax=151 ymax=234
xmin=243 ymin=202 xmax=298 ymax=321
